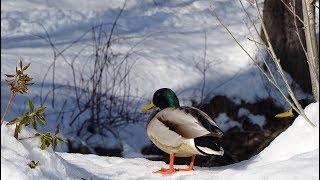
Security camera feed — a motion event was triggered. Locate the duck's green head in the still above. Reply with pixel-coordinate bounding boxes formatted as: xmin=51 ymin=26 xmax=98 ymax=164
xmin=141 ymin=88 xmax=180 ymax=112
xmin=275 ymin=99 xmax=314 ymax=118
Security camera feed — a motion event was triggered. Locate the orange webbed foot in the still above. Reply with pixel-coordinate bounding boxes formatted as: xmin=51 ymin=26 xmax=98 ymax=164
xmin=177 ymin=167 xmax=194 ymax=171
xmin=153 ymin=153 xmax=177 ymax=174
xmin=153 ymin=167 xmax=177 ymax=174
xmin=177 ymin=155 xmax=195 ymax=172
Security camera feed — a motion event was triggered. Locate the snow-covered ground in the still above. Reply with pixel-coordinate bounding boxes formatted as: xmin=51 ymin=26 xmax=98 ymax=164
xmin=1 ymin=0 xmax=273 ymax=154
xmin=1 ymin=0 xmax=319 ymax=179
xmin=1 ymin=103 xmax=318 ymax=179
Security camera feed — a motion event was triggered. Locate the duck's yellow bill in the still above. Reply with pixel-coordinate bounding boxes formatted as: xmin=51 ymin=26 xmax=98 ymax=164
xmin=275 ymin=108 xmax=294 ymax=118
xmin=141 ymin=102 xmax=156 ymax=112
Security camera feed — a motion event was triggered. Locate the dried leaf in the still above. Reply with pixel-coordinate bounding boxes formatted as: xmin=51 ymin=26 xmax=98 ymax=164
xmin=36 ymin=114 xmax=47 ymax=125
xmin=14 ymin=124 xmax=19 ymax=139
xmin=44 ymin=136 xmax=52 ymax=147
xmin=26 ymin=83 xmax=35 ymax=86
xmin=37 ymin=107 xmax=46 ymax=114
xmin=57 ymin=137 xmax=67 ymax=142
xmin=28 ymin=99 xmax=34 ymax=112
xmin=28 ymin=160 xmax=40 ymax=169
xmin=31 ymin=116 xmax=37 ymax=130
xmin=5 ymin=79 xmax=14 ymax=83
xmin=53 ymin=138 xmax=58 ymax=150
xmin=23 ymin=63 xmax=31 ymax=71
xmin=6 ymin=118 xmax=20 ymax=125
xmin=40 ymin=138 xmax=47 ymax=150
xmin=19 ymin=60 xmax=23 ymax=70
xmin=55 ymin=124 xmax=60 ymax=135
xmin=20 ymin=116 xmax=29 ymax=124
xmin=14 ymin=122 xmax=24 ymax=139
xmin=5 ymin=74 xmax=15 ymax=78
xmin=25 ymin=120 xmax=30 ymax=126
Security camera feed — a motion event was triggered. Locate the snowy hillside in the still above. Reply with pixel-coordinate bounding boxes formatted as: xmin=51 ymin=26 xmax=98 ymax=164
xmin=1 ymin=0 xmax=272 ymax=156
xmin=1 ymin=103 xmax=318 ymax=179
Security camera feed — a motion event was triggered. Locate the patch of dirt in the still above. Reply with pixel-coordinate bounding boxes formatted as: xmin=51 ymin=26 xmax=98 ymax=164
xmin=67 ymin=141 xmax=122 ymax=157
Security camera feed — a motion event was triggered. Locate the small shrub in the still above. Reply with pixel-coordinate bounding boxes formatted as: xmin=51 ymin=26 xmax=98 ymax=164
xmin=1 ymin=60 xmax=33 ymax=126
xmin=7 ymin=100 xmax=47 ymax=139
xmin=28 ymin=160 xmax=40 ymax=169
xmin=2 ymin=60 xmax=66 ymax=150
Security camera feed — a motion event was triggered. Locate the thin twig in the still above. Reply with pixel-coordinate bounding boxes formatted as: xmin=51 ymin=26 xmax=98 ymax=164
xmin=1 ymin=93 xmax=16 ymax=126
xmin=254 ymin=0 xmax=315 ymax=127
xmin=301 ymin=0 xmax=319 ymax=101
xmin=212 ymin=1 xmax=315 ymax=127
xmin=280 ymin=0 xmax=304 ymax=23
xmin=19 ymin=136 xmax=37 ymax=140
xmin=239 ymin=0 xmax=280 ymax=86
xmin=247 ymin=38 xmax=264 ymax=45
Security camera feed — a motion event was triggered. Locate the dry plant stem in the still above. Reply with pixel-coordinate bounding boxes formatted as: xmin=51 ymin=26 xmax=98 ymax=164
xmin=245 ymin=22 xmax=278 ymax=85
xmin=239 ymin=0 xmax=284 ymax=73
xmin=18 ymin=136 xmax=37 ymax=140
xmin=280 ymin=0 xmax=304 ymax=23
xmin=247 ymin=38 xmax=264 ymax=45
xmin=239 ymin=0 xmax=279 ymax=85
xmin=213 ymin=1 xmax=315 ymax=127
xmin=212 ymin=9 xmax=290 ymax=105
xmin=291 ymin=0 xmax=319 ymax=101
xmin=1 ymin=93 xmax=16 ymax=126
xmin=253 ymin=0 xmax=315 ymax=127
xmin=239 ymin=0 xmax=302 ymax=110
xmin=218 ymin=14 xmax=295 ymax=114
xmin=291 ymin=1 xmax=308 ymax=56
xmin=302 ymin=0 xmax=319 ymax=101
xmin=238 ymin=0 xmax=307 ymax=116
xmin=281 ymin=0 xmax=319 ymax=102
xmin=200 ymin=30 xmax=208 ymax=103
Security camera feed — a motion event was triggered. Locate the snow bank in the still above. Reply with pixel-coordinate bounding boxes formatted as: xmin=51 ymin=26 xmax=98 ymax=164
xmin=256 ymin=102 xmax=319 ymax=163
xmin=2 ymin=103 xmax=318 ymax=179
xmin=218 ymin=102 xmax=319 ymax=180
xmin=1 ymin=123 xmax=94 ymax=180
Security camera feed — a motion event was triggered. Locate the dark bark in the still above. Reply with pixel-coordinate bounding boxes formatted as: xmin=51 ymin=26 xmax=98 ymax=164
xmin=261 ymin=0 xmax=312 ymax=94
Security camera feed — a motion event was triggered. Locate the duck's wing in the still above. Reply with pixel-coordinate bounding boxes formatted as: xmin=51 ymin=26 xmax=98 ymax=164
xmin=147 ymin=109 xmax=160 ymax=124
xmin=152 ymin=107 xmax=223 ymax=139
xmin=184 ymin=107 xmax=224 ymax=137
xmin=147 ymin=115 xmax=186 ymax=148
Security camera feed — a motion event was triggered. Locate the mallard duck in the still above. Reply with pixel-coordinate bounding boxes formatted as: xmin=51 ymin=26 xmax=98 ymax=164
xmin=142 ymin=88 xmax=224 ymax=174
xmin=275 ymin=99 xmax=314 ymax=118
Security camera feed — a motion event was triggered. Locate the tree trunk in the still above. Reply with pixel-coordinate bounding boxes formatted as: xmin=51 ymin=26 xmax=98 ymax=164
xmin=301 ymin=0 xmax=319 ymax=101
xmin=261 ymin=0 xmax=313 ymax=95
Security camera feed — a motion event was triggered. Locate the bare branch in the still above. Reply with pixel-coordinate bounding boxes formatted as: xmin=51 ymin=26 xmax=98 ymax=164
xmin=253 ymin=0 xmax=315 ymax=127
xmin=302 ymin=0 xmax=319 ymax=101
xmin=280 ymin=0 xmax=304 ymax=23
xmin=211 ymin=0 xmax=316 ymax=127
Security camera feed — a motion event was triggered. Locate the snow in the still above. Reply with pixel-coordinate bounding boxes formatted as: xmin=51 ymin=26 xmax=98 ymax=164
xmin=1 ymin=0 xmax=272 ymax=155
xmin=1 ymin=0 xmax=319 ymax=179
xmin=215 ymin=113 xmax=243 ymax=132
xmin=1 ymin=103 xmax=318 ymax=179
xmin=238 ymin=108 xmax=251 ymax=117
xmin=257 ymin=103 xmax=319 ymax=163
xmin=238 ymin=108 xmax=266 ymax=128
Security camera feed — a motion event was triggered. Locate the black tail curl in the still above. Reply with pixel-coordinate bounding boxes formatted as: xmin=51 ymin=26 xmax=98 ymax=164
xmin=194 ymin=136 xmax=221 ymax=155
